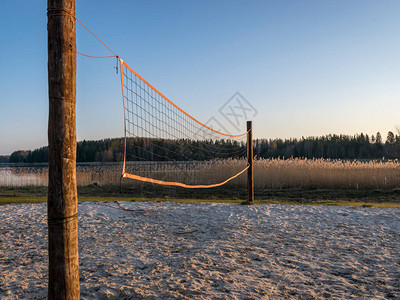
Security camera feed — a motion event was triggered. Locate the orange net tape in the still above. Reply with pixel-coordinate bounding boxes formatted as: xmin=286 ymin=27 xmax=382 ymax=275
xmin=120 ymin=59 xmax=248 ymax=138
xmin=123 ymin=165 xmax=249 ymax=189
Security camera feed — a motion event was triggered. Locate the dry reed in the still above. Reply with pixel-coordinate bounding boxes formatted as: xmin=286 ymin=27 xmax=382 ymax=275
xmin=1 ymin=158 xmax=399 ymax=189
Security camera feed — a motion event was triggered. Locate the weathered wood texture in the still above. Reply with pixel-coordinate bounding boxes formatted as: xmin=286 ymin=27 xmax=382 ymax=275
xmin=47 ymin=0 xmax=79 ymax=299
xmin=247 ymin=121 xmax=254 ymax=205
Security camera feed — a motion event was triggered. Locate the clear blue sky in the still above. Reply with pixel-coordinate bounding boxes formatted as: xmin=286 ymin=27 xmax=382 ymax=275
xmin=1 ymin=1 xmax=399 ymax=155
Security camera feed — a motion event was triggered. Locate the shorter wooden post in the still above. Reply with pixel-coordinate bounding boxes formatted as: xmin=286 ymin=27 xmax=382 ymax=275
xmin=247 ymin=121 xmax=254 ymax=204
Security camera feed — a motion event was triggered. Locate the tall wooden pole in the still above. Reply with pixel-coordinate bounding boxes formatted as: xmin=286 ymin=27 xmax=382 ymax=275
xmin=247 ymin=121 xmax=254 ymax=205
xmin=47 ymin=0 xmax=80 ymax=299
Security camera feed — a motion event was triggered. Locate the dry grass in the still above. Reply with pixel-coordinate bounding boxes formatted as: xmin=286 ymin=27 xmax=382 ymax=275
xmin=1 ymin=158 xmax=400 ymax=190
xmin=0 ymin=167 xmax=48 ymax=187
xmin=253 ymin=158 xmax=400 ymax=189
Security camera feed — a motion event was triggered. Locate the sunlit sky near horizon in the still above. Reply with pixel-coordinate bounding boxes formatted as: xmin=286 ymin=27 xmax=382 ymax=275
xmin=1 ymin=1 xmax=400 ymax=155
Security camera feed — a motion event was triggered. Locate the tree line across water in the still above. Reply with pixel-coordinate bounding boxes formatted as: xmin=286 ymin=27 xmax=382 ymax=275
xmin=2 ymin=131 xmax=399 ymax=164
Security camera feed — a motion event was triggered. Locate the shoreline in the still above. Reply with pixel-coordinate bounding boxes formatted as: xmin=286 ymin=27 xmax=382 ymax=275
xmin=1 ymin=196 xmax=400 ymax=208
xmin=1 ymin=186 xmax=400 ymax=207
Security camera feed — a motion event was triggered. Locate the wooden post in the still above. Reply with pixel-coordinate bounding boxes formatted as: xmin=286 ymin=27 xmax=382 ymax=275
xmin=247 ymin=121 xmax=254 ymax=205
xmin=47 ymin=0 xmax=80 ymax=299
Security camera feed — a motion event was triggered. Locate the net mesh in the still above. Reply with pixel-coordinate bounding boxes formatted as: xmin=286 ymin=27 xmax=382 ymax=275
xmin=119 ymin=59 xmax=249 ymax=188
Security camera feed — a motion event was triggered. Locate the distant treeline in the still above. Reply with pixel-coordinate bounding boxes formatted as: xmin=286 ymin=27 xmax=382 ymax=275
xmin=255 ymin=132 xmax=399 ymax=160
xmin=5 ymin=131 xmax=400 ymax=163
xmin=0 ymin=155 xmax=10 ymax=163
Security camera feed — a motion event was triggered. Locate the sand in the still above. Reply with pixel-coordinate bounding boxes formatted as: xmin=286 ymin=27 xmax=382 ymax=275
xmin=0 ymin=201 xmax=399 ymax=299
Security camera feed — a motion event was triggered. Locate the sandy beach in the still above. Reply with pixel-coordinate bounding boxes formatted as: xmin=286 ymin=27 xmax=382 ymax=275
xmin=1 ymin=201 xmax=399 ymax=299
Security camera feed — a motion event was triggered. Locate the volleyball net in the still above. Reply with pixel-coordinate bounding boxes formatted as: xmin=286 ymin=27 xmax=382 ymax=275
xmin=118 ymin=59 xmax=251 ymax=188
xmin=71 ymin=13 xmax=252 ymax=189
